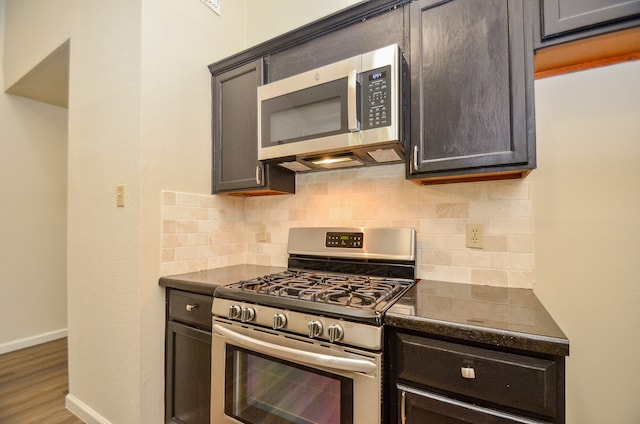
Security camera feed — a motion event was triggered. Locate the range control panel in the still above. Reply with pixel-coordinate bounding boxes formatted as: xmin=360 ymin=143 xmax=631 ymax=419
xmin=325 ymin=232 xmax=364 ymax=248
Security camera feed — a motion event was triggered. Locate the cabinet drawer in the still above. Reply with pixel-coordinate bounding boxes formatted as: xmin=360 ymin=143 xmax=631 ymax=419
xmin=168 ymin=290 xmax=213 ymax=330
xmin=396 ymin=334 xmax=557 ymax=418
xmin=397 ymin=384 xmax=551 ymax=424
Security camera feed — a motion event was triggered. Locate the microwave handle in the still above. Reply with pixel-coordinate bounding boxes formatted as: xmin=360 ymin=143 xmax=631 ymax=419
xmin=213 ymin=323 xmax=377 ymax=373
xmin=347 ymin=69 xmax=359 ymax=132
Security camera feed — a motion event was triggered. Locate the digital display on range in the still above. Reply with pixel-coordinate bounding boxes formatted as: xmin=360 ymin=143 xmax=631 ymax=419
xmin=326 ymin=232 xmax=363 ymax=248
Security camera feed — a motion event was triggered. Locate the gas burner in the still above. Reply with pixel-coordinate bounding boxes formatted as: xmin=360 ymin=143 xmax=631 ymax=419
xmin=232 ymin=270 xmax=406 ymax=310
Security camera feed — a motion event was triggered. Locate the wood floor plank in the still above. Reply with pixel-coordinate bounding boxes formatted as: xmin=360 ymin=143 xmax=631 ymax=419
xmin=0 ymin=338 xmax=84 ymax=423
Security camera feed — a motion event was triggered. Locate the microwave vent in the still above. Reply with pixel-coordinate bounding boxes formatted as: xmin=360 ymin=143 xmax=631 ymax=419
xmin=367 ymin=148 xmax=402 ymax=163
xmin=279 ymin=161 xmax=312 ymax=172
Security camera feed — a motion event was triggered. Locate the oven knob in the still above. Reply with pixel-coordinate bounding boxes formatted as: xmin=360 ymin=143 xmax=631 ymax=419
xmin=240 ymin=307 xmax=255 ymax=322
xmin=228 ymin=305 xmax=242 ymax=320
xmin=308 ymin=320 xmax=323 ymax=339
xmin=273 ymin=313 xmax=287 ymax=330
xmin=327 ymin=324 xmax=344 ymax=343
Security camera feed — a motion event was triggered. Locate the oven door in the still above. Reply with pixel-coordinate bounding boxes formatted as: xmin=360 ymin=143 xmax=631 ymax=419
xmin=211 ymin=319 xmax=381 ymax=424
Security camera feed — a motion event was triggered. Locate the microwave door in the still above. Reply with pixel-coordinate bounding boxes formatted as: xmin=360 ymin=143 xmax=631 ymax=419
xmin=258 ymin=57 xmax=362 ymax=161
xmin=264 ymin=81 xmax=347 ymax=144
xmin=258 ymin=73 xmax=359 ymax=159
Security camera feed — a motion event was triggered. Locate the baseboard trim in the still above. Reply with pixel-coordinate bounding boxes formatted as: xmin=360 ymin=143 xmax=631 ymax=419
xmin=66 ymin=394 xmax=112 ymax=424
xmin=0 ymin=328 xmax=68 ymax=355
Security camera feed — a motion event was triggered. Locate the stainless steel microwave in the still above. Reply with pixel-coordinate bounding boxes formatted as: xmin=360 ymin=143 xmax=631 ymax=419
xmin=257 ymin=44 xmax=405 ymax=172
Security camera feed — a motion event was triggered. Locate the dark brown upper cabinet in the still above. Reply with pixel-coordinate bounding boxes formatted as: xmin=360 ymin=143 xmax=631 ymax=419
xmin=536 ymin=0 xmax=640 ymax=48
xmin=210 ymin=0 xmax=541 ymax=189
xmin=406 ymin=0 xmax=536 ymax=185
xmin=210 ymin=58 xmax=295 ymax=195
xmin=267 ymin=5 xmax=407 ymax=82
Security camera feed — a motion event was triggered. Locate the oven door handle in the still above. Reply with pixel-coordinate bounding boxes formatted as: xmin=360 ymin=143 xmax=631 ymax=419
xmin=213 ymin=324 xmax=377 ymax=373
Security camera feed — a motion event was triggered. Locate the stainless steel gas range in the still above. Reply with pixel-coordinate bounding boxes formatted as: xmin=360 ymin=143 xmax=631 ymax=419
xmin=211 ymin=227 xmax=416 ymax=424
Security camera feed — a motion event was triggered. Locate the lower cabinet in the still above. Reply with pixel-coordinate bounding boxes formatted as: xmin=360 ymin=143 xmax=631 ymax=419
xmin=398 ymin=385 xmax=551 ymax=423
xmin=387 ymin=330 xmax=565 ymax=424
xmin=165 ymin=290 xmax=212 ymax=424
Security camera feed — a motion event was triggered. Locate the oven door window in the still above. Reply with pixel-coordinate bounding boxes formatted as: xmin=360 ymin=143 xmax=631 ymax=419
xmin=261 ymin=78 xmax=351 ymax=147
xmin=225 ymin=345 xmax=353 ymax=424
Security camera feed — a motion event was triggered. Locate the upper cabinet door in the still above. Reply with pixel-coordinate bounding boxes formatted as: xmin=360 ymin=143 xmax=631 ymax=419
xmin=212 ymin=59 xmax=263 ymax=193
xmin=541 ymin=0 xmax=640 ymax=38
xmin=212 ymin=59 xmax=295 ymax=195
xmin=407 ymin=0 xmax=535 ymax=183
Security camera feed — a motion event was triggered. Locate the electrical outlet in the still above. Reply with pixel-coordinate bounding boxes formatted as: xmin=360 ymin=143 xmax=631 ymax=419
xmin=201 ymin=0 xmax=221 ymax=15
xmin=466 ymin=224 xmax=484 ymax=249
xmin=256 ymin=223 xmax=268 ymax=242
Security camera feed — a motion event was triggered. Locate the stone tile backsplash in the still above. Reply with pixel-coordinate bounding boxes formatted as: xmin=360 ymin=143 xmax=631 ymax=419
xmin=161 ymin=164 xmax=534 ymax=288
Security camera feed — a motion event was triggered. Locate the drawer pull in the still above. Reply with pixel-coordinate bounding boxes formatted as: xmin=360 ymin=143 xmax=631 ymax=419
xmin=185 ymin=303 xmax=199 ymax=312
xmin=461 ymin=366 xmax=476 ymax=379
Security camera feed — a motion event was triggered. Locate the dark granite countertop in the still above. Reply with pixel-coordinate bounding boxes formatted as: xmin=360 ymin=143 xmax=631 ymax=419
xmin=385 ymin=280 xmax=569 ymax=357
xmin=161 ymin=268 xmax=568 ymax=357
xmin=159 ymin=264 xmax=286 ymax=296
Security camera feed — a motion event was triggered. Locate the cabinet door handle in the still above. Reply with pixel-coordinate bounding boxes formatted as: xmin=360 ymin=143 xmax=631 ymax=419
xmin=185 ymin=304 xmax=199 ymax=312
xmin=255 ymin=166 xmax=263 ymax=185
xmin=413 ymin=145 xmax=419 ymax=171
xmin=461 ymin=366 xmax=476 ymax=379
xmin=400 ymin=390 xmax=406 ymax=424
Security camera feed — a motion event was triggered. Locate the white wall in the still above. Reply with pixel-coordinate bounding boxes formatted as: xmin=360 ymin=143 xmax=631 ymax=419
xmin=64 ymin=1 xmax=143 ymax=422
xmin=533 ymin=61 xmax=640 ymax=423
xmin=137 ymin=0 xmax=249 ymax=420
xmin=0 ymin=0 xmax=68 ymax=352
xmin=1 ymin=0 xmax=73 ymax=89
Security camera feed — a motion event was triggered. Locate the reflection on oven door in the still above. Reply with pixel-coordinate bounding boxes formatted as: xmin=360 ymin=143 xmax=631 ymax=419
xmin=230 ymin=346 xmax=349 ymax=423
xmin=211 ymin=321 xmax=381 ymax=424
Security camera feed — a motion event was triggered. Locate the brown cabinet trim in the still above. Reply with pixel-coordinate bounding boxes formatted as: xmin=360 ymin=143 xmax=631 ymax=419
xmin=534 ymin=27 xmax=640 ymax=79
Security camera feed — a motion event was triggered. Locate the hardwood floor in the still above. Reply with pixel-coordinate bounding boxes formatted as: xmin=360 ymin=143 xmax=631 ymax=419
xmin=0 ymin=338 xmax=84 ymax=423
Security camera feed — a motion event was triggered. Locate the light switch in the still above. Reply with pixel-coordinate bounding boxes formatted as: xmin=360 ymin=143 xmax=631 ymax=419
xmin=116 ymin=184 xmax=125 ymax=207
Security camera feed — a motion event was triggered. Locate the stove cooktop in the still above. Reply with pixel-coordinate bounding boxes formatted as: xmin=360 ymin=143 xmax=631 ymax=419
xmin=214 ymin=269 xmax=414 ymax=325
xmin=213 ymin=227 xmax=417 ymax=325
xmin=231 ymin=270 xmax=407 ymax=310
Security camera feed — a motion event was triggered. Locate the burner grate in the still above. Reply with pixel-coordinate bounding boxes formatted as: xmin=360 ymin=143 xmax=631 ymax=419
xmin=236 ymin=270 xmax=405 ymax=310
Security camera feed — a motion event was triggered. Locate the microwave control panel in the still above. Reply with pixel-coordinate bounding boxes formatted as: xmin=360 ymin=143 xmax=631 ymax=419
xmin=361 ymin=65 xmax=392 ymax=130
